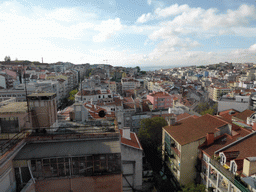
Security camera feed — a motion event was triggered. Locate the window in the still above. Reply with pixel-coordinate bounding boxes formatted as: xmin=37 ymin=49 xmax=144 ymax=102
xmin=230 ymin=161 xmax=237 ymax=174
xmin=0 ymin=117 xmax=19 ymax=133
xmin=220 ymin=153 xmax=226 ymax=165
xmin=29 ymin=154 xmax=121 ymax=179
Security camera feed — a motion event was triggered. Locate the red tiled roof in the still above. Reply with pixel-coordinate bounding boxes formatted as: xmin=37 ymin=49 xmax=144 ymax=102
xmin=219 ymin=109 xmax=240 ymax=121
xmin=83 ymin=103 xmax=115 ymax=119
xmin=176 ymin=113 xmax=192 ymax=122
xmin=201 ymin=128 xmax=251 ymax=157
xmin=164 ymin=114 xmax=228 ymax=146
xmin=120 ymin=129 xmax=143 ymax=150
xmin=233 ymin=109 xmax=254 ymax=122
xmin=148 ymin=91 xmax=170 ymax=97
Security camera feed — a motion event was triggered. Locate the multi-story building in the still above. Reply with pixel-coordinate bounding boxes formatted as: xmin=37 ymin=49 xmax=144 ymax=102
xmin=147 ymin=91 xmax=175 ymax=110
xmin=199 ymin=131 xmax=256 ymax=192
xmin=0 ymin=94 xmax=124 ymax=192
xmin=0 ymin=89 xmax=33 ymax=102
xmin=121 ymin=78 xmax=140 ymax=93
xmin=213 ymin=87 xmax=231 ymax=101
xmin=162 ymin=114 xmax=237 ymax=185
xmin=75 ymin=89 xmax=113 ymax=104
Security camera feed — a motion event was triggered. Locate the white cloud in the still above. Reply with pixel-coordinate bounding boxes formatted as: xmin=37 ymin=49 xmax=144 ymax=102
xmin=248 ymin=44 xmax=256 ymax=52
xmin=154 ymin=4 xmax=190 ymax=18
xmin=137 ymin=13 xmax=152 ymax=23
xmin=143 ymin=44 xmax=256 ymax=66
xmin=147 ymin=0 xmax=152 ymax=6
xmin=93 ymin=18 xmax=123 ymax=42
xmin=137 ymin=3 xmax=256 ymax=31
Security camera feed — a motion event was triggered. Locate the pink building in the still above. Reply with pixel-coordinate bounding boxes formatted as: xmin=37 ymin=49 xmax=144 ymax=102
xmin=147 ymin=91 xmax=175 ymax=110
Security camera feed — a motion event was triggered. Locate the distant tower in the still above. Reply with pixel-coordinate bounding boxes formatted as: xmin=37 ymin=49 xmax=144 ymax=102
xmin=42 ymin=57 xmax=43 ymax=63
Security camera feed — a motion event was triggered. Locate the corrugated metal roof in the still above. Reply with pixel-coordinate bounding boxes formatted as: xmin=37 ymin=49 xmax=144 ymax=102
xmin=14 ymin=139 xmax=121 ymax=160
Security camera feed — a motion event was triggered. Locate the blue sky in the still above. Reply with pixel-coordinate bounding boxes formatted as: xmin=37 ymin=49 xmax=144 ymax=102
xmin=1 ymin=0 xmax=256 ymax=68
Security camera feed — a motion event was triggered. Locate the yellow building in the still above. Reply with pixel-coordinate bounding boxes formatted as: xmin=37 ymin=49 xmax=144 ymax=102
xmin=213 ymin=87 xmax=231 ymax=101
xmin=162 ymin=114 xmax=230 ymax=185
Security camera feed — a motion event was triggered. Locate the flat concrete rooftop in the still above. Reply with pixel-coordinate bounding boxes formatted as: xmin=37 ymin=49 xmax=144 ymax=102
xmin=0 ymin=102 xmax=27 ymax=113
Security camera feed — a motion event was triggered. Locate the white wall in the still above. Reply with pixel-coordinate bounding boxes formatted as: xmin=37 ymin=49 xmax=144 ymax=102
xmin=121 ymin=143 xmax=143 ymax=191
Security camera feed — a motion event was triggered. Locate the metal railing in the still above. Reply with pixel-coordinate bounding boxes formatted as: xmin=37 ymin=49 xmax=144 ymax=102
xmin=210 ymin=158 xmax=250 ymax=192
xmin=0 ymin=131 xmax=28 ymax=156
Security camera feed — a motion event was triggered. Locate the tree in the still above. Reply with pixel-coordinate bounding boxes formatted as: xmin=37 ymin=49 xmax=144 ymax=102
xmin=135 ymin=66 xmax=141 ymax=73
xmin=68 ymin=89 xmax=78 ymax=102
xmin=179 ymin=183 xmax=206 ymax=192
xmin=138 ymin=117 xmax=167 ymax=172
xmin=4 ymin=56 xmax=10 ymax=62
xmin=138 ymin=117 xmax=167 ymax=149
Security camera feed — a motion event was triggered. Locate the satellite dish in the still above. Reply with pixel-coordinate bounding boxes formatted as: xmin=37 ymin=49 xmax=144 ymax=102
xmin=98 ymin=110 xmax=106 ymax=118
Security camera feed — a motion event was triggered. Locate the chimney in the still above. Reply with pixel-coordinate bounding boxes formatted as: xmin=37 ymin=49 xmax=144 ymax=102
xmin=206 ymin=133 xmax=214 ymax=146
xmin=166 ymin=116 xmax=176 ymax=126
xmin=122 ymin=127 xmax=131 ymax=140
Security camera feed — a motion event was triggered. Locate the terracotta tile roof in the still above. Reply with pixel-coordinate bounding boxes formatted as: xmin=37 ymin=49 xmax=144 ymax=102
xmin=234 ymin=159 xmax=244 ymax=171
xmin=176 ymin=113 xmax=192 ymax=121
xmin=218 ymin=132 xmax=256 ymax=160
xmin=233 ymin=109 xmax=254 ymax=122
xmin=83 ymin=103 xmax=115 ymax=119
xmin=120 ymin=129 xmax=143 ymax=150
xmin=123 ymin=97 xmax=133 ymax=103
xmin=113 ymin=98 xmax=122 ymax=106
xmin=148 ymin=91 xmax=171 ymax=97
xmin=201 ymin=127 xmax=251 ymax=157
xmin=164 ymin=114 xmax=228 ymax=146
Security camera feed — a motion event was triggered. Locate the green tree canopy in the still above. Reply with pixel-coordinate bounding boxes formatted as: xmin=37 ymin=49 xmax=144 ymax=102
xmin=179 ymin=183 xmax=206 ymax=192
xmin=135 ymin=66 xmax=141 ymax=73
xmin=4 ymin=56 xmax=10 ymax=62
xmin=68 ymin=89 xmax=78 ymax=101
xmin=138 ymin=116 xmax=168 ymax=172
xmin=138 ymin=117 xmax=167 ymax=149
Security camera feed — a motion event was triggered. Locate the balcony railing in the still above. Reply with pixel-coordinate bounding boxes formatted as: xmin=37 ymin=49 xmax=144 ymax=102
xmin=0 ymin=131 xmax=28 ymax=156
xmin=209 ymin=158 xmax=250 ymax=192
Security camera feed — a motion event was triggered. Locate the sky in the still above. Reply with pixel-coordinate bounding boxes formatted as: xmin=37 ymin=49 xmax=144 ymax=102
xmin=0 ymin=0 xmax=256 ymax=69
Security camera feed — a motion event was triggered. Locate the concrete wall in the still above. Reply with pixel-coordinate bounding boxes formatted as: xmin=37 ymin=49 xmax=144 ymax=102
xmin=30 ymin=98 xmax=57 ymax=128
xmin=180 ymin=138 xmax=205 ymax=185
xmin=0 ymin=112 xmax=31 ymax=132
xmin=121 ymin=144 xmax=143 ymax=191
xmin=35 ymin=174 xmax=122 ymax=192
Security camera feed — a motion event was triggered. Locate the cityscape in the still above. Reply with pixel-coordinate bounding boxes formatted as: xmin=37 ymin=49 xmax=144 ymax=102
xmin=1 ymin=0 xmax=256 ymax=192
xmin=0 ymin=60 xmax=255 ymax=192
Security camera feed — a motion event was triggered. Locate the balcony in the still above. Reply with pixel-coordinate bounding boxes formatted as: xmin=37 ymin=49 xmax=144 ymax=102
xmin=171 ymin=146 xmax=180 ymax=158
xmin=209 ymin=168 xmax=217 ymax=186
xmin=218 ymin=175 xmax=228 ymax=192
xmin=209 ymin=158 xmax=250 ymax=192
